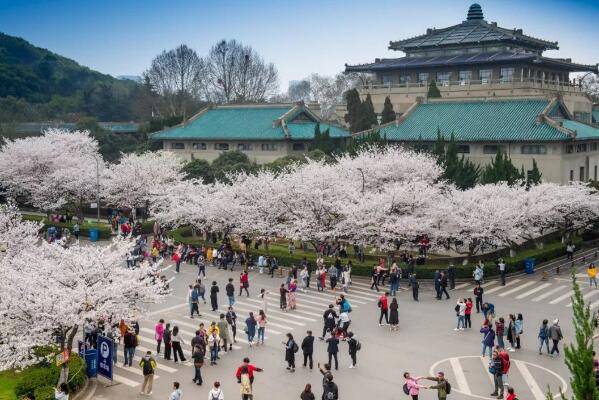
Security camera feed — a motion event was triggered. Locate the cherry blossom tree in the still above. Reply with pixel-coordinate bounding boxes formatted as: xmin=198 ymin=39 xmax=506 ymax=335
xmin=0 ymin=236 xmax=169 ymax=379
xmin=102 ymin=151 xmax=185 ymax=216
xmin=0 ymin=202 xmax=41 ymax=261
xmin=0 ymin=129 xmax=103 ymax=219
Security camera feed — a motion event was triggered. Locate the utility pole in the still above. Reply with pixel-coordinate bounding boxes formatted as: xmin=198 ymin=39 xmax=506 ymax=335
xmin=95 ymin=156 xmax=100 ymax=225
xmin=357 ymin=168 xmax=365 ymax=194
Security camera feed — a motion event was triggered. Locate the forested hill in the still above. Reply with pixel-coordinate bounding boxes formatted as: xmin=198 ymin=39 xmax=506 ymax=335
xmin=0 ymin=32 xmax=143 ymax=122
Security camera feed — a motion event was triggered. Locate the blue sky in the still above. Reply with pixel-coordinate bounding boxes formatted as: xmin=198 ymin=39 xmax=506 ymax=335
xmin=0 ymin=0 xmax=597 ymax=91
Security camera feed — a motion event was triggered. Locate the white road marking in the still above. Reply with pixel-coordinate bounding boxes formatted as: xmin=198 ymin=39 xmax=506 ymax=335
xmin=453 ymin=283 xmax=470 ymax=290
xmin=532 ymin=285 xmax=568 ymax=302
xmin=133 ymin=355 xmax=177 ymax=373
xmin=167 ymin=276 xmax=176 ymax=283
xmin=243 ymin=298 xmax=317 ymax=322
xmin=112 ymin=372 xmax=140 ymax=387
xmin=498 ymin=281 xmax=536 ymax=297
xmin=449 ymin=357 xmax=471 ymax=395
xmin=147 ymin=303 xmax=188 ymax=316
xmin=567 ymin=289 xmax=599 ymax=307
xmin=484 ymin=279 xmax=522 ymax=295
xmin=549 ymin=290 xmax=574 ymax=305
xmin=479 ymin=356 xmax=494 ymax=385
xmin=514 ymin=360 xmax=545 ymax=400
xmin=515 ymin=283 xmax=552 ymax=299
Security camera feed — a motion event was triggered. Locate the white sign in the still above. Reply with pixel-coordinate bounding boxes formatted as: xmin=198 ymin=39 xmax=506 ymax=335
xmin=90 ymin=203 xmax=98 ymax=209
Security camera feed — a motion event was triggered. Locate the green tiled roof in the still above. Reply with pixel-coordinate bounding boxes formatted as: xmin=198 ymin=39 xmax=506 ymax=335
xmin=563 ymin=120 xmax=599 ymax=140
xmin=378 ymin=100 xmax=570 ymax=142
xmin=150 ymin=106 xmax=349 ymax=141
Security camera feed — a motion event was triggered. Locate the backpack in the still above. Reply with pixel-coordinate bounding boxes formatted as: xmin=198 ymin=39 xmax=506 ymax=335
xmin=445 ymin=380 xmax=452 ymax=394
xmin=403 ymin=383 xmax=410 ymax=395
xmin=292 ymin=341 xmax=299 ymax=353
xmin=191 ymin=290 xmax=199 ymax=302
xmin=356 ymin=341 xmax=362 ymax=351
xmin=324 ymin=384 xmax=337 ymax=400
xmin=454 ymin=304 xmax=460 ymax=314
xmin=142 ymin=358 xmax=154 ymax=375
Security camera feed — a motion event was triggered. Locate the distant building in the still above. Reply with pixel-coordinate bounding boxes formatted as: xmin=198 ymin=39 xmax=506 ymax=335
xmin=0 ymin=122 xmax=140 ymax=135
xmin=150 ymin=103 xmax=349 ymax=164
xmin=345 ymin=3 xmax=597 ymax=119
xmin=346 ymin=4 xmax=599 ymax=184
xmin=117 ymin=75 xmax=143 ymax=83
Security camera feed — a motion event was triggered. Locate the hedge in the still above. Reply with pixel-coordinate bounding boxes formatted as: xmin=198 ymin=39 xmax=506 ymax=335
xmin=14 ymin=354 xmax=86 ymax=399
xmin=170 ymin=227 xmax=583 ymax=279
xmin=22 ymin=214 xmax=112 ymax=239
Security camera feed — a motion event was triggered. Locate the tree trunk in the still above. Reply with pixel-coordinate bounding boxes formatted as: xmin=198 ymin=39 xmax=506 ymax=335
xmin=59 ymin=324 xmax=79 ymax=384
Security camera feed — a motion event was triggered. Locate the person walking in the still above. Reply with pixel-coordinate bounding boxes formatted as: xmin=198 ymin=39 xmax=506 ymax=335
xmin=322 ymin=373 xmax=339 ymax=400
xmin=257 ymin=310 xmax=267 ymax=345
xmin=465 ymin=298 xmax=473 ymax=328
xmin=538 ymin=319 xmax=550 ymax=355
xmin=239 ymin=271 xmax=250 ymax=297
xmin=439 ymin=272 xmax=450 ymax=299
xmin=403 ymin=372 xmax=426 ymax=400
xmin=447 ymin=264 xmax=456 ymax=290
xmin=326 ymin=332 xmax=339 ymax=370
xmin=495 ymin=317 xmax=505 ymax=349
xmin=210 ymin=281 xmax=219 ymax=312
xmin=238 ymin=365 xmax=253 ymax=400
xmin=293 ymin=330 xmax=312 ymax=370
xmin=347 ymin=332 xmax=359 ymax=368
xmin=489 ymin=350 xmax=504 ymax=399
xmin=226 ymin=307 xmax=238 ymax=347
xmin=300 ymin=383 xmax=315 ymax=400
xmin=515 ymin=313 xmax=523 ymax=349
xmin=226 ymin=278 xmax=235 ymax=307
xmin=123 ymin=328 xmax=137 ymax=367
xmin=154 ymin=319 xmax=165 ymax=356
xmin=235 ymin=357 xmax=263 ymax=387
xmin=549 ymin=318 xmax=563 ymax=357
xmin=197 ymin=255 xmax=206 ymax=278
xmin=389 ymin=267 xmax=400 ymax=297
xmin=288 ymin=279 xmax=298 ymax=310
xmin=474 ymin=283 xmax=484 ymax=313
xmin=190 ymin=285 xmax=201 ymax=318
xmin=588 ymin=263 xmax=598 ymax=288
xmin=474 ymin=262 xmax=484 ymax=285
xmin=455 ymin=299 xmax=466 ymax=330
xmin=498 ymin=259 xmax=507 ymax=286
xmin=434 ymin=270 xmax=441 ymax=299
xmin=192 ymin=344 xmax=205 ymax=386
xmin=506 ymin=314 xmax=517 ymax=352
xmin=566 ymin=242 xmax=575 ymax=260
xmin=410 ymin=273 xmax=419 ymax=301
xmin=245 ymin=312 xmax=257 ymax=347
xmin=139 ymin=351 xmax=156 ymax=395
xmin=378 ymin=292 xmax=389 ymax=326
xmin=480 ymin=324 xmax=495 ymax=358
xmin=207 ymin=330 xmax=220 ymax=366
xmin=389 ymin=297 xmax=399 ymax=331
xmin=163 ymin=323 xmax=172 ymax=360
xmin=321 ymin=305 xmax=337 ymax=340
xmin=498 ymin=346 xmax=511 ymax=387
xmin=329 ymin=265 xmax=338 ymax=292
xmin=284 ymin=333 xmax=297 ymax=372
xmin=426 ymin=372 xmax=449 ymax=400
xmin=280 ymin=283 xmax=288 ymax=311
xmin=171 ymin=326 xmax=186 ymax=363
xmin=208 ymin=381 xmax=224 ymax=400
xmin=217 ymin=314 xmax=230 ymax=353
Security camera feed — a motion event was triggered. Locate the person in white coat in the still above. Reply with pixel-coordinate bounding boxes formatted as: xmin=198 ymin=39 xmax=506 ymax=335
xmin=208 ymin=381 xmax=224 ymax=400
xmin=168 ymin=382 xmax=182 ymax=400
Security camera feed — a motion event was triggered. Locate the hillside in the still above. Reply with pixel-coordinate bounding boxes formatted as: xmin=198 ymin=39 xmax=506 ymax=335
xmin=0 ymin=32 xmax=142 ymax=122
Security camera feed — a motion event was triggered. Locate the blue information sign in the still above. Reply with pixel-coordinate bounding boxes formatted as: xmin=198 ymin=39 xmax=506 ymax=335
xmin=84 ymin=349 xmax=97 ymax=378
xmin=97 ymin=335 xmax=114 ymax=380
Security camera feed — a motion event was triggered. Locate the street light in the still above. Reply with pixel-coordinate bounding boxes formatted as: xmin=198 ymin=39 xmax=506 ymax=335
xmin=357 ymin=168 xmax=365 ymax=194
xmin=93 ymin=156 xmax=100 ymax=225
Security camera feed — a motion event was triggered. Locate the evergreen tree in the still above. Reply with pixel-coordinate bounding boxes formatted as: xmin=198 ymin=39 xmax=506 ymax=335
xmin=427 ymin=80 xmax=442 ymax=98
xmin=344 ymin=89 xmax=362 ymax=133
xmin=413 ymin=134 xmax=429 ymax=154
xmin=432 ymin=129 xmax=446 ymax=165
xmin=527 ymin=158 xmax=543 ymax=186
xmin=453 ymin=156 xmax=480 ymax=190
xmin=480 ymin=151 xmax=523 ymax=185
xmin=357 ymin=94 xmax=378 ymax=131
xmin=563 ymin=271 xmax=599 ymax=400
xmin=346 ymin=130 xmax=387 ymax=155
xmin=380 ymin=96 xmax=396 ymax=124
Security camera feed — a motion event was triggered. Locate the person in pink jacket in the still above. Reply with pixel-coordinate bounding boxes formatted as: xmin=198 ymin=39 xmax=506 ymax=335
xmin=403 ymin=372 xmax=427 ymax=400
xmin=155 ymin=319 xmax=165 ymax=355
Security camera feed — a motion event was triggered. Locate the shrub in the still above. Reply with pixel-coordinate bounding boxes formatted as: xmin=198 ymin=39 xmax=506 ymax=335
xmin=13 ymin=354 xmax=86 ymax=399
xmin=66 ymin=355 xmax=86 ymax=393
xmin=33 ymin=386 xmax=55 ymax=400
xmin=21 ymin=215 xmax=112 ymax=239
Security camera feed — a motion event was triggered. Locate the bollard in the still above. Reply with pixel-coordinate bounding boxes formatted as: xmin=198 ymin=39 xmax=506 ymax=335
xmin=556 ymin=265 xmax=561 ymax=275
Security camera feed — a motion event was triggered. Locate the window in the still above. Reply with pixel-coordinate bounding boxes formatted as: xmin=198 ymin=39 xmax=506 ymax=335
xmin=565 ymin=145 xmax=574 ymax=154
xmin=595 ymin=165 xmax=598 ymax=181
xmin=382 ymin=74 xmax=393 ymax=85
xmin=436 ymin=72 xmax=451 ymax=84
xmin=521 ymin=145 xmax=547 ymax=155
xmin=580 ymin=166 xmax=585 ymax=181
xmin=418 ymin=73 xmax=429 ymax=83
xmin=261 ymin=143 xmax=277 ymax=151
xmin=237 ymin=143 xmax=252 ymax=151
xmin=576 ymin=143 xmax=587 ymax=153
xmin=570 ymin=170 xmax=574 ymax=181
xmin=214 ymin=143 xmax=229 ymax=151
xmin=591 ymin=143 xmax=598 ymax=151
xmin=483 ymin=145 xmax=505 ymax=154
xmin=192 ymin=142 xmax=206 ymax=150
xmin=292 ymin=143 xmax=306 ymax=151
xmin=479 ymin=69 xmax=492 ymax=83
xmin=500 ymin=67 xmax=514 ymax=83
xmin=574 ymin=112 xmax=591 ymax=124
xmin=170 ymin=142 xmax=185 ymax=150
xmin=459 ymin=71 xmax=472 ymax=83
xmin=457 ymin=145 xmax=470 ymax=154
xmin=400 ymin=75 xmax=412 ymax=84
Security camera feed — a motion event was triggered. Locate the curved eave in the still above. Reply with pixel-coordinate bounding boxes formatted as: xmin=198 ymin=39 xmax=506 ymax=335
xmin=534 ymin=58 xmax=598 ymax=73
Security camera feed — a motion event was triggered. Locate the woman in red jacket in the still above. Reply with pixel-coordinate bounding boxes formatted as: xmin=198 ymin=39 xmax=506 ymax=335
xmin=239 ymin=272 xmax=250 ymax=297
xmin=505 ymin=387 xmax=517 ymax=400
xmin=465 ymin=298 xmax=473 ymax=328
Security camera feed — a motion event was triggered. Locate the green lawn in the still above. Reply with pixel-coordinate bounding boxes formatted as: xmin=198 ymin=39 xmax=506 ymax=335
xmin=0 ymin=371 xmax=18 ymax=400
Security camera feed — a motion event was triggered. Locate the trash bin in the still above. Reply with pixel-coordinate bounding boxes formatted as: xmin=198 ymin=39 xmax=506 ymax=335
xmin=84 ymin=349 xmax=98 ymax=377
xmin=88 ymin=228 xmax=99 ymax=242
xmin=525 ymin=257 xmax=536 ymax=274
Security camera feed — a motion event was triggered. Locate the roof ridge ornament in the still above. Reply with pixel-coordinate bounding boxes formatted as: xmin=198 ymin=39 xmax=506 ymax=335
xmin=466 ymin=3 xmax=484 ymax=21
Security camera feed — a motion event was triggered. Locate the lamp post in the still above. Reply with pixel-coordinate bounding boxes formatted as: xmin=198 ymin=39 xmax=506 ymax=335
xmin=94 ymin=156 xmax=100 ymax=225
xmin=357 ymin=168 xmax=365 ymax=194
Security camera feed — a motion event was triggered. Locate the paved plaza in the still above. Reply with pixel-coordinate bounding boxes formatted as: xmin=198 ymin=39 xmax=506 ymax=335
xmin=91 ymin=247 xmax=599 ymax=400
